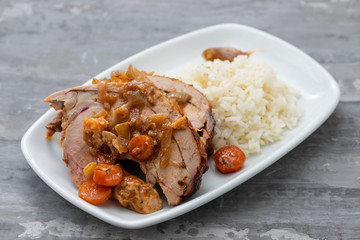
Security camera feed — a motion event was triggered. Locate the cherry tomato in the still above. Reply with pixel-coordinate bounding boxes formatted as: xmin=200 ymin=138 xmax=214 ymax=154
xmin=214 ymin=145 xmax=246 ymax=173
xmin=93 ymin=164 xmax=123 ymax=186
xmin=129 ymin=135 xmax=154 ymax=160
xmin=78 ymin=179 xmax=112 ymax=205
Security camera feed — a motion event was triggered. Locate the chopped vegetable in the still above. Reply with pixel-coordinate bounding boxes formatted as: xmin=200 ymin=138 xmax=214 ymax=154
xmin=78 ymin=179 xmax=112 ymax=205
xmin=114 ymin=122 xmax=131 ymax=139
xmin=112 ymin=107 xmax=129 ymax=125
xmin=93 ymin=164 xmax=123 ymax=186
xmin=147 ymin=114 xmax=167 ymax=125
xmin=126 ymin=64 xmax=140 ymax=79
xmin=97 ymin=82 xmax=109 ymax=104
xmin=83 ymin=116 xmax=108 ymax=132
xmin=83 ymin=162 xmax=97 ymax=179
xmin=166 ymin=91 xmax=192 ymax=104
xmin=111 ymin=70 xmax=128 ymax=82
xmin=112 ymin=138 xmax=128 ymax=154
xmin=214 ymin=145 xmax=246 ymax=173
xmin=93 ymin=110 xmax=107 ymax=118
xmin=129 ymin=135 xmax=154 ymax=161
xmin=159 ymin=126 xmax=172 ymax=168
xmin=171 ymin=115 xmax=187 ymax=129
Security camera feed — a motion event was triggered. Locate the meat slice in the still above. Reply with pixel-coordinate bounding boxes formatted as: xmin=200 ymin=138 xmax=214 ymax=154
xmin=147 ymin=75 xmax=215 ymax=155
xmin=45 ymin=89 xmax=113 ymax=186
xmin=45 ymin=81 xmax=208 ymax=205
xmin=45 ymin=110 xmax=63 ymax=139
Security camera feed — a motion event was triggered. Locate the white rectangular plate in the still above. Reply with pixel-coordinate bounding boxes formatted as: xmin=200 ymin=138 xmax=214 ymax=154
xmin=21 ymin=23 xmax=340 ymax=229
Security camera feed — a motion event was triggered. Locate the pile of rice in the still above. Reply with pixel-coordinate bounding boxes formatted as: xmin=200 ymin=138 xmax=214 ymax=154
xmin=180 ymin=55 xmax=303 ymax=155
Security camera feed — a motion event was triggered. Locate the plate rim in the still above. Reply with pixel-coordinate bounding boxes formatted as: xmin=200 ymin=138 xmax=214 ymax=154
xmin=21 ymin=23 xmax=340 ymax=229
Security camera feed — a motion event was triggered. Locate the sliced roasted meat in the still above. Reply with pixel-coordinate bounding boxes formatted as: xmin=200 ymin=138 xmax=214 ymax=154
xmin=147 ymin=75 xmax=215 ymax=155
xmin=45 ymin=89 xmax=115 ymax=186
xmin=45 ymin=80 xmax=208 ymax=205
xmin=46 ymin=110 xmax=63 ymax=139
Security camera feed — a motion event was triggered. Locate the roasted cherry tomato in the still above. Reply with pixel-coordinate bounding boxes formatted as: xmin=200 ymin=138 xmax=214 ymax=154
xmin=129 ymin=135 xmax=154 ymax=160
xmin=78 ymin=179 xmax=112 ymax=205
xmin=214 ymin=145 xmax=246 ymax=173
xmin=93 ymin=164 xmax=123 ymax=186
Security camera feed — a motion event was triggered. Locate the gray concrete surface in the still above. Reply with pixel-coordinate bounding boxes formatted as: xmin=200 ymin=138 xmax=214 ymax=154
xmin=0 ymin=0 xmax=359 ymax=239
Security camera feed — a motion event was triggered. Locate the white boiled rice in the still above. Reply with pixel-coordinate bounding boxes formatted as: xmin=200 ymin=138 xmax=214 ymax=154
xmin=180 ymin=55 xmax=303 ymax=155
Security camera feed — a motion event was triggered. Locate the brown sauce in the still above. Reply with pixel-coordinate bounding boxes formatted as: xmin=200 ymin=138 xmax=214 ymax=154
xmin=83 ymin=66 xmax=191 ymax=168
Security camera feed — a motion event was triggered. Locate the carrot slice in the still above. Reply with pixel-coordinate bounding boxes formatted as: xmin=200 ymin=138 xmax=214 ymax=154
xmin=78 ymin=179 xmax=111 ymax=205
xmin=93 ymin=164 xmax=123 ymax=187
xmin=128 ymin=135 xmax=154 ymax=161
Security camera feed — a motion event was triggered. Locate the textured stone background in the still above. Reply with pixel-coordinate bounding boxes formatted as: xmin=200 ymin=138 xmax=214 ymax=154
xmin=0 ymin=0 xmax=359 ymax=239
